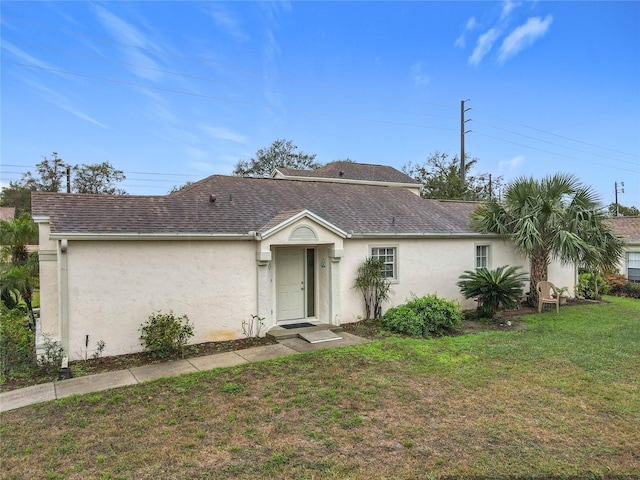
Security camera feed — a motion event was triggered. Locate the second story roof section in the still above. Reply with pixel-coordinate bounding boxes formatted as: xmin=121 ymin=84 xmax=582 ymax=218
xmin=272 ymin=161 xmax=422 ymax=195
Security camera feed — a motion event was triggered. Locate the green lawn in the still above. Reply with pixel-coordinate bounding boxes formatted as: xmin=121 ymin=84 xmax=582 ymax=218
xmin=1 ymin=297 xmax=639 ymax=479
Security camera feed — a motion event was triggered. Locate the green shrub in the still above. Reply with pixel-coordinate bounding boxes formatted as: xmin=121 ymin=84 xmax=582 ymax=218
xmin=37 ymin=335 xmax=65 ymax=376
xmin=381 ymin=294 xmax=461 ymax=337
xmin=457 ymin=265 xmax=528 ymax=318
xmin=139 ymin=311 xmax=194 ymax=358
xmin=575 ymin=272 xmax=609 ymax=300
xmin=605 ymin=274 xmax=640 ymax=299
xmin=622 ymin=282 xmax=640 ymax=299
xmin=0 ymin=308 xmax=35 ymax=382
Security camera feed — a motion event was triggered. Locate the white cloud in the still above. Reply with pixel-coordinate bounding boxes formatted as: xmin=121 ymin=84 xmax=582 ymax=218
xmin=2 ymin=41 xmax=54 ymax=70
xmin=201 ymin=126 xmax=247 ymax=144
xmin=208 ymin=4 xmax=249 ymax=41
xmin=498 ymin=15 xmax=553 ymax=64
xmin=499 ymin=155 xmax=525 ymax=170
xmin=94 ymin=5 xmax=164 ymax=82
xmin=468 ymin=28 xmax=500 ymax=66
xmin=21 ymin=77 xmax=108 ymax=128
xmin=454 ymin=16 xmax=478 ymax=48
xmin=501 ymin=0 xmax=521 ymax=21
xmin=410 ymin=62 xmax=431 ymax=86
xmin=190 ymin=161 xmax=217 ymax=173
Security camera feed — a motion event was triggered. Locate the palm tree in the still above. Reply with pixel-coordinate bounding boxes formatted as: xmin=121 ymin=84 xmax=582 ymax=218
xmin=471 ymin=173 xmax=624 ymax=306
xmin=1 ymin=213 xmax=39 ymax=326
xmin=0 ymin=212 xmax=38 ymax=265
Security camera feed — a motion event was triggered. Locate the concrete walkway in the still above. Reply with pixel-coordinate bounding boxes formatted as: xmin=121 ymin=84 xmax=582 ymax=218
xmin=0 ymin=332 xmax=369 ymax=413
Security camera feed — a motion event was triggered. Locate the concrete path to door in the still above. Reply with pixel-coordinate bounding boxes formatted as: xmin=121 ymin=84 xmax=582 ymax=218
xmin=0 ymin=332 xmax=369 ymax=413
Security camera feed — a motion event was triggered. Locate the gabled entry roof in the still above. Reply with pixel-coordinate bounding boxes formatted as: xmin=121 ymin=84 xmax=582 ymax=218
xmin=32 ymin=171 xmax=481 ymax=238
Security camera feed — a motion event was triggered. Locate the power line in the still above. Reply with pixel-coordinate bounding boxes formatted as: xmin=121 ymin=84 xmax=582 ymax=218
xmin=473 ymin=131 xmax=640 ymax=174
xmin=1 ymin=38 xmax=458 ymax=122
xmin=472 ymin=120 xmax=639 ymax=167
xmin=0 ymin=15 xmax=457 ymax=110
xmin=474 ymin=108 xmax=639 ymax=158
xmin=3 ymin=60 xmax=458 ymax=132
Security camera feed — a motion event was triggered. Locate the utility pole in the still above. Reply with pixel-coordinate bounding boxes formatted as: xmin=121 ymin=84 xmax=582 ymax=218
xmin=614 ymin=181 xmax=624 ymax=217
xmin=460 ymin=99 xmax=472 ymax=182
xmin=66 ymin=166 xmax=71 ymax=193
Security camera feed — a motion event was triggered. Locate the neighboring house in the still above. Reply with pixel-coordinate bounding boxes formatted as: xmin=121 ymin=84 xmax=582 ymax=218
xmin=609 ymin=217 xmax=640 ymax=283
xmin=0 ymin=206 xmax=16 ymax=221
xmin=32 ymin=162 xmax=576 ymax=360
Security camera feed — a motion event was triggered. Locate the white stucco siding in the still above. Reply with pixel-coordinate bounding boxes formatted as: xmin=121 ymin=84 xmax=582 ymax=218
xmin=65 ymin=240 xmax=256 ymax=360
xmin=339 ymin=237 xmax=576 ymax=322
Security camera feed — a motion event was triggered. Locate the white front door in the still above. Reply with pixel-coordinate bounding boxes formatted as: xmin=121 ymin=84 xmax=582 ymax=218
xmin=276 ymin=249 xmax=305 ymax=321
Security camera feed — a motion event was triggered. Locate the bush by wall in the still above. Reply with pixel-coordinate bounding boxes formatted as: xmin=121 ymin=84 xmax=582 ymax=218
xmin=605 ymin=274 xmax=640 ymax=299
xmin=139 ymin=311 xmax=194 ymax=358
xmin=575 ymin=273 xmax=609 ymax=300
xmin=0 ymin=308 xmax=35 ymax=382
xmin=381 ymin=294 xmax=461 ymax=337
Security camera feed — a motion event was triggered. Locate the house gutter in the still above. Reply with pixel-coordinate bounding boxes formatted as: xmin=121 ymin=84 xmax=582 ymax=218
xmin=349 ymin=232 xmax=503 ymax=240
xmin=47 ymin=232 xmax=258 ymax=241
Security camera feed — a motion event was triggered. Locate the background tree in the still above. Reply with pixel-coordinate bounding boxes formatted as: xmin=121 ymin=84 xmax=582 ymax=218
xmin=19 ymin=152 xmax=68 ymax=192
xmin=0 ymin=213 xmax=39 ymax=326
xmin=72 ymin=162 xmax=126 ymax=194
xmin=402 ymin=151 xmax=503 ymax=201
xmin=471 ymin=173 xmax=624 ymax=306
xmin=233 ymin=139 xmax=322 ymax=177
xmin=0 ymin=153 xmax=127 ymax=214
xmin=608 ymin=203 xmax=640 ymax=217
xmin=0 ymin=183 xmax=32 ymax=217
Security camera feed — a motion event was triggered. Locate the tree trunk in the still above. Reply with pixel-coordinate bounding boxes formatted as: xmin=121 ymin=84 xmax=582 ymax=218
xmin=528 ymin=252 xmax=549 ymax=307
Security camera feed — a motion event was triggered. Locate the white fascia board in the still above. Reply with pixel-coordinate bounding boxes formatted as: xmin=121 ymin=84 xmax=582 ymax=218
xmin=349 ymin=232 xmax=502 ymax=240
xmin=260 ymin=209 xmax=348 ymax=240
xmin=32 ymin=215 xmax=50 ymax=224
xmin=48 ymin=232 xmax=257 ymax=241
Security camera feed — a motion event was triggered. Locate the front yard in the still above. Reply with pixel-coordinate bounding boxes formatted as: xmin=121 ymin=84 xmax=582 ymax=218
xmin=1 ymin=297 xmax=638 ymax=479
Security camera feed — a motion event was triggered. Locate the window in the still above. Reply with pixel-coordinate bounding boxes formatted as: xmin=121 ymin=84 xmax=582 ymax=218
xmin=371 ymin=246 xmax=397 ymax=280
xmin=476 ymin=244 xmax=490 ymax=269
xmin=628 ymin=252 xmax=640 ymax=283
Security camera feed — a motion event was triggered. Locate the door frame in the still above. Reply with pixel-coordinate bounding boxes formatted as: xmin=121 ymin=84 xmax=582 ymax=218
xmin=275 ymin=247 xmax=317 ymax=324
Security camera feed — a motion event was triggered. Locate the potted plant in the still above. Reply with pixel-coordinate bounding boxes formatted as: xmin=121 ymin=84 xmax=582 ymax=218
xmin=556 ymin=286 xmax=569 ymax=305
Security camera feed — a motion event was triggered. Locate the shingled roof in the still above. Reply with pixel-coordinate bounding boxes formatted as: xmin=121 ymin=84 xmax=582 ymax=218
xmin=32 ymin=175 xmax=479 ymax=237
xmin=609 ymin=217 xmax=640 ymax=244
xmin=274 ymin=161 xmax=419 ymax=186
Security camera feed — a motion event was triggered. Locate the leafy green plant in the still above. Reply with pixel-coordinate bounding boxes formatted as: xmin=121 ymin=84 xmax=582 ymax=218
xmin=457 ymin=265 xmax=528 ymax=318
xmin=37 ymin=334 xmax=65 ymax=376
xmin=139 ymin=311 xmax=194 ymax=358
xmin=0 ymin=308 xmax=35 ymax=382
xmin=381 ymin=294 xmax=461 ymax=337
xmin=575 ymin=272 xmax=609 ymax=300
xmin=242 ymin=314 xmax=265 ymax=338
xmin=92 ymin=340 xmax=106 ymax=360
xmin=353 ymin=257 xmax=392 ymax=320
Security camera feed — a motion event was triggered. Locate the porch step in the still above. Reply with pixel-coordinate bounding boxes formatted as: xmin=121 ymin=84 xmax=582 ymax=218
xmin=267 ymin=323 xmax=343 ymax=341
xmin=299 ymin=329 xmax=342 ymax=344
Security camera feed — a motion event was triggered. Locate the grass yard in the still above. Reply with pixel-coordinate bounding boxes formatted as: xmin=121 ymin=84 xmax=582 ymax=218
xmin=1 ymin=297 xmax=639 ymax=479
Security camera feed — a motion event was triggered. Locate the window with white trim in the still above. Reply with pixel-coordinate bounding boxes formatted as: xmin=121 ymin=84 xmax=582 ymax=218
xmin=371 ymin=246 xmax=397 ymax=280
xmin=476 ymin=244 xmax=490 ymax=269
xmin=628 ymin=252 xmax=640 ymax=283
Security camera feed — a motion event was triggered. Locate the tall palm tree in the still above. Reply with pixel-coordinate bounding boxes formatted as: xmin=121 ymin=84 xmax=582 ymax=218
xmin=471 ymin=173 xmax=624 ymax=306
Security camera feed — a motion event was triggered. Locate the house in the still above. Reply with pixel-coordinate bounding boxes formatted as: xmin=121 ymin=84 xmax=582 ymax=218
xmin=0 ymin=206 xmax=16 ymax=221
xmin=32 ymin=162 xmax=576 ymax=360
xmin=609 ymin=217 xmax=640 ymax=282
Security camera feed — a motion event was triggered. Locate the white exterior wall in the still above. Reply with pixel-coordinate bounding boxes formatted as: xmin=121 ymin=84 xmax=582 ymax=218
xmin=339 ymin=236 xmax=577 ymax=322
xmin=64 ymin=240 xmax=256 ymax=360
xmin=35 ymin=222 xmax=60 ymax=347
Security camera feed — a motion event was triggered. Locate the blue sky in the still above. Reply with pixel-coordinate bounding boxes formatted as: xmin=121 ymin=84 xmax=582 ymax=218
xmin=1 ymin=1 xmax=639 ymax=207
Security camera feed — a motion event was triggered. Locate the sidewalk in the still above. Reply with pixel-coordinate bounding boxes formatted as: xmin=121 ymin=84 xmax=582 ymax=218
xmin=0 ymin=332 xmax=369 ymax=413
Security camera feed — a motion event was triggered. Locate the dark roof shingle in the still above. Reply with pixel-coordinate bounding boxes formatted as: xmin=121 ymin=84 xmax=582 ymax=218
xmin=276 ymin=161 xmax=419 ymax=185
xmin=32 ymin=175 xmax=478 ymax=237
xmin=609 ymin=217 xmax=640 ymax=244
